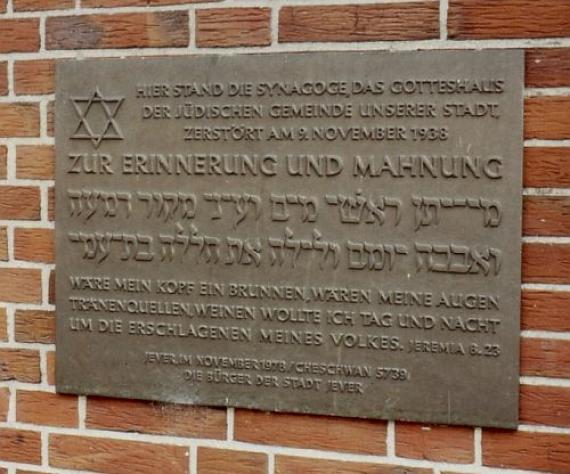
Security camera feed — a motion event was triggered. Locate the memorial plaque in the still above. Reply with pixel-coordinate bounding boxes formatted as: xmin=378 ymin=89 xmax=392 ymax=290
xmin=56 ymin=51 xmax=523 ymax=428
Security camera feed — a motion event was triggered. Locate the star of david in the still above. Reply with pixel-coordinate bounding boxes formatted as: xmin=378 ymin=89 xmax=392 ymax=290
xmin=71 ymin=88 xmax=124 ymax=148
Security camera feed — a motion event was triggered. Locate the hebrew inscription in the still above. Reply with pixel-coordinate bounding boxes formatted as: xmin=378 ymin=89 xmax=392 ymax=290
xmin=56 ymin=52 xmax=523 ymax=428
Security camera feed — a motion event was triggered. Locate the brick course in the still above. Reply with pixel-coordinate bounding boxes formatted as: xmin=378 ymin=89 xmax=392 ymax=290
xmin=0 ymin=429 xmax=41 ymax=464
xmin=524 ymin=147 xmax=570 ymax=188
xmin=14 ymin=0 xmax=74 ymax=11
xmin=520 ymin=385 xmax=570 ymax=427
xmin=0 ymin=145 xmax=6 ymax=179
xmin=0 ymin=227 xmax=7 ymax=261
xmin=0 ymin=104 xmax=40 ymax=137
xmin=0 ymin=307 xmax=7 ymax=341
xmin=235 ymin=410 xmax=387 ymax=455
xmin=483 ymin=430 xmax=570 ymax=473
xmin=14 ymin=60 xmax=56 ymax=96
xmin=0 ymin=19 xmax=40 ymax=53
xmin=0 ymin=186 xmax=41 ymax=219
xmin=15 ymin=309 xmax=56 ymax=343
xmin=0 ymin=268 xmax=42 ymax=303
xmin=279 ymin=2 xmax=439 ymax=43
xmin=17 ymin=390 xmax=78 ymax=427
xmin=86 ymin=397 xmax=227 ymax=438
xmin=448 ymin=0 xmax=570 ymax=40
xmin=521 ymin=338 xmax=570 ymax=378
xmin=14 ymin=228 xmax=54 ymax=263
xmin=16 ymin=145 xmax=55 ymax=180
xmin=395 ymin=423 xmax=474 ymax=463
xmin=0 ymin=62 xmax=7 ymax=95
xmin=49 ymin=434 xmax=190 ymax=473
xmin=196 ymin=8 xmax=271 ymax=48
xmin=526 ymin=49 xmax=570 ymax=87
xmin=46 ymin=12 xmax=190 ymax=49
xmin=197 ymin=448 xmax=268 ymax=474
xmin=522 ymin=291 xmax=570 ymax=332
xmin=0 ymin=349 xmax=40 ymax=382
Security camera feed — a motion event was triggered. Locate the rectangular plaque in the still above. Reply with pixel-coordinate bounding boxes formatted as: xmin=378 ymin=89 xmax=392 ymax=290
xmin=56 ymin=51 xmax=523 ymax=428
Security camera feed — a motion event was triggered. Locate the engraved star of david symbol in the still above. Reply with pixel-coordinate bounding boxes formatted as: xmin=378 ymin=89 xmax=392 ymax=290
xmin=71 ymin=88 xmax=124 ymax=148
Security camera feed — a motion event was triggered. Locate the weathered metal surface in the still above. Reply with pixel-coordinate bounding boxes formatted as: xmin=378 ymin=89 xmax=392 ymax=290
xmin=56 ymin=51 xmax=523 ymax=428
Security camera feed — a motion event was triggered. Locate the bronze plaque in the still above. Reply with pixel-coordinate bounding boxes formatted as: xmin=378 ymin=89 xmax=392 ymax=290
xmin=56 ymin=51 xmax=523 ymax=428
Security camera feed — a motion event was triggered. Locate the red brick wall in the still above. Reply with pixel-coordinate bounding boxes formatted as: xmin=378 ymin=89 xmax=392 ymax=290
xmin=0 ymin=1 xmax=569 ymax=473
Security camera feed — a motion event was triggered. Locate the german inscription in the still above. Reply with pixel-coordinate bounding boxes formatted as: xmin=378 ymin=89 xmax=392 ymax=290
xmin=56 ymin=52 xmax=523 ymax=428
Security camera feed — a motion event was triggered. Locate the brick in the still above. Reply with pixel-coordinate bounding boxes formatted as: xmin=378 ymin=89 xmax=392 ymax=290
xmin=0 ymin=19 xmax=40 ymax=53
xmin=0 ymin=307 xmax=6 ymax=341
xmin=279 ymin=2 xmax=439 ymax=43
xmin=47 ymin=351 xmax=55 ymax=385
xmin=16 ymin=471 xmax=50 ymax=474
xmin=0 ymin=349 xmax=40 ymax=383
xmin=523 ymin=197 xmax=570 ymax=236
xmin=0 ymin=145 xmax=6 ymax=179
xmin=49 ymin=269 xmax=55 ymax=304
xmin=0 ymin=186 xmax=40 ymax=220
xmin=276 ymin=456 xmax=432 ymax=474
xmin=15 ymin=310 xmax=56 ymax=343
xmin=483 ymin=430 xmax=570 ymax=473
xmin=48 ymin=186 xmax=55 ymax=221
xmin=525 ymin=97 xmax=570 ymax=139
xmin=86 ymin=397 xmax=226 ymax=438
xmin=197 ymin=448 xmax=267 ymax=474
xmin=524 ymin=147 xmax=570 ymax=188
xmin=47 ymin=100 xmax=54 ymax=136
xmin=17 ymin=391 xmax=78 ymax=428
xmin=235 ymin=410 xmax=386 ymax=455
xmin=0 ymin=387 xmax=8 ymax=421
xmin=523 ymin=243 xmax=570 ymax=284
xmin=14 ymin=228 xmax=54 ymax=263
xmin=197 ymin=8 xmax=271 ymax=48
xmin=0 ymin=227 xmax=6 ymax=261
xmin=526 ymin=49 xmax=570 ymax=87
xmin=49 ymin=434 xmax=190 ymax=474
xmin=16 ymin=145 xmax=55 ymax=180
xmin=521 ymin=338 xmax=570 ymax=378
xmin=0 ymin=62 xmax=7 ymax=95
xmin=0 ymin=268 xmax=42 ymax=304
xmin=0 ymin=428 xmax=41 ymax=464
xmin=84 ymin=0 xmax=219 ymax=5
xmin=0 ymin=103 xmax=40 ymax=137
xmin=14 ymin=0 xmax=73 ymax=10
xmin=395 ymin=423 xmax=473 ymax=463
xmin=14 ymin=60 xmax=56 ymax=95
xmin=522 ymin=290 xmax=570 ymax=332
xmin=449 ymin=0 xmax=570 ymax=39
xmin=0 ymin=0 xmax=4 ymax=13
xmin=520 ymin=385 xmax=570 ymax=427
xmin=46 ymin=12 xmax=189 ymax=50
